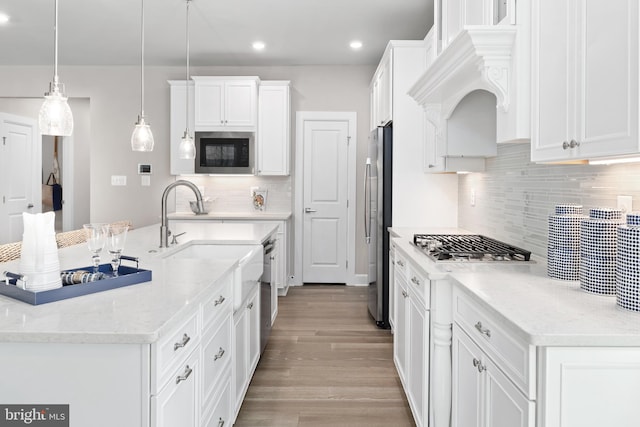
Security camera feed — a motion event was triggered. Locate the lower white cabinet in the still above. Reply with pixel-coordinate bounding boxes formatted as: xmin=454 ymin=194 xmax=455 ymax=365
xmin=202 ymin=374 xmax=232 ymax=427
xmin=452 ymin=325 xmax=534 ymax=427
xmin=388 ymin=241 xmax=396 ymax=331
xmin=152 ymin=349 xmax=201 ymax=427
xmin=233 ymin=282 xmax=260 ymax=417
xmin=393 ymin=248 xmax=430 ymax=427
xmin=452 ymin=287 xmax=535 ymax=427
xmin=539 ymin=347 xmax=640 ymax=427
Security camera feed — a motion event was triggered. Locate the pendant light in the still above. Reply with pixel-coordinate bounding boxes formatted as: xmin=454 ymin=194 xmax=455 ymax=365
xmin=131 ymin=0 xmax=155 ymax=152
xmin=178 ymin=0 xmax=196 ymax=159
xmin=39 ymin=0 xmax=74 ymax=137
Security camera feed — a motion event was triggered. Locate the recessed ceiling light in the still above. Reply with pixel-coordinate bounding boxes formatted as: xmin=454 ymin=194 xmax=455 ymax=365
xmin=350 ymin=41 xmax=363 ymax=50
xmin=0 ymin=13 xmax=9 ymax=24
xmin=252 ymin=41 xmax=265 ymax=51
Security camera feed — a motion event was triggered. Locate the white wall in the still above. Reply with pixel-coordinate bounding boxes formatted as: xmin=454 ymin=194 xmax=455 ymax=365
xmin=0 ymin=64 xmax=374 ymax=272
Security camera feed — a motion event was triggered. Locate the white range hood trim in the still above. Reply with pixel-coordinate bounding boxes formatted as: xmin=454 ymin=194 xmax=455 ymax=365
xmin=408 ymin=25 xmax=517 ymax=123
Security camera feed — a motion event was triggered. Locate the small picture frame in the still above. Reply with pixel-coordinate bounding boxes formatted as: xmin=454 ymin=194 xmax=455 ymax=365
xmin=253 ymin=189 xmax=268 ymax=211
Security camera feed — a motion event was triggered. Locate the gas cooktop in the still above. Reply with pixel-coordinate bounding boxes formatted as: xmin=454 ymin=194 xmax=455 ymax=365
xmin=412 ymin=234 xmax=532 ymax=262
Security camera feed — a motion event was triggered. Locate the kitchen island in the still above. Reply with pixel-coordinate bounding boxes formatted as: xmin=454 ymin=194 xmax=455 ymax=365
xmin=0 ymin=222 xmax=278 ymax=427
xmin=389 ymin=227 xmax=640 ymax=427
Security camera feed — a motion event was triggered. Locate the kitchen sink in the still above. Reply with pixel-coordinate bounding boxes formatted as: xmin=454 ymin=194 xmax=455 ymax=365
xmin=164 ymin=243 xmax=263 ymax=311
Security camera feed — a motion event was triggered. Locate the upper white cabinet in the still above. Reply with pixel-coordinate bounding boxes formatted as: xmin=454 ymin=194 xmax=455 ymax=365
xmin=169 ymin=80 xmax=195 ymax=175
xmin=531 ymin=0 xmax=639 ymax=163
xmin=257 ymin=81 xmax=291 ymax=176
xmin=193 ymin=76 xmax=259 ymax=132
xmin=370 ymin=51 xmax=393 ymax=130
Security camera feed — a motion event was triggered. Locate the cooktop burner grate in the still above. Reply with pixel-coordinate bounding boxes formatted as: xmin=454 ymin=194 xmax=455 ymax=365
xmin=413 ymin=234 xmax=532 ymax=261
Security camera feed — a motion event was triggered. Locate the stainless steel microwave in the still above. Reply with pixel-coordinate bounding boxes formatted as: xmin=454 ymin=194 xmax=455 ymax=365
xmin=195 ymin=131 xmax=255 ymax=174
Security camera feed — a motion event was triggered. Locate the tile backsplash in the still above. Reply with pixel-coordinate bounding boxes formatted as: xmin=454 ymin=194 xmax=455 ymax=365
xmin=458 ymin=142 xmax=640 ymax=257
xmin=174 ymin=175 xmax=292 ymax=213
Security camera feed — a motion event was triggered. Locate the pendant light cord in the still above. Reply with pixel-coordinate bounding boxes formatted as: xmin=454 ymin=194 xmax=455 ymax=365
xmin=185 ymin=0 xmax=191 ymax=134
xmin=53 ymin=0 xmax=59 ymax=85
xmin=140 ymin=0 xmax=145 ymax=118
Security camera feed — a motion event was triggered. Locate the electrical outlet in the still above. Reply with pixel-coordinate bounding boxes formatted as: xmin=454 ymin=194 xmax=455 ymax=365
xmin=618 ymin=195 xmax=633 ymax=214
xmin=470 ymin=189 xmax=476 ymax=207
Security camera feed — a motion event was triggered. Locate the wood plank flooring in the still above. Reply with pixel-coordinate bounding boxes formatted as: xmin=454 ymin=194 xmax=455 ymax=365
xmin=234 ymin=284 xmax=416 ymax=427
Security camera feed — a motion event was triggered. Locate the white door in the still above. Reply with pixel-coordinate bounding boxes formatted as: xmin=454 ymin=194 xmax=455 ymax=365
xmin=0 ymin=113 xmax=40 ymax=244
xmin=302 ymin=119 xmax=350 ymax=283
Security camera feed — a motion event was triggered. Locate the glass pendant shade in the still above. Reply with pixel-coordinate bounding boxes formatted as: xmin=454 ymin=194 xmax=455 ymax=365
xmin=131 ymin=116 xmax=155 ymax=152
xmin=39 ymin=82 xmax=74 ymax=136
xmin=178 ymin=131 xmax=196 ymax=159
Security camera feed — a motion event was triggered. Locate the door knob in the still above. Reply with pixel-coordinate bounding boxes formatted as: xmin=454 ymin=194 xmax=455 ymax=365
xmin=304 ymin=208 xmax=317 ymax=213
xmin=27 ymin=204 xmax=34 ymax=209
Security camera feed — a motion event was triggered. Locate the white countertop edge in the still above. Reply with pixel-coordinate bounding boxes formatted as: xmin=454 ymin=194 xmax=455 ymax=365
xmin=168 ymin=211 xmax=292 ymax=221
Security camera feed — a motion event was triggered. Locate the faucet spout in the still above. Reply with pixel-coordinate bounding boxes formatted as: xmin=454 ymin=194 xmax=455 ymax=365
xmin=160 ymin=180 xmax=204 ymax=248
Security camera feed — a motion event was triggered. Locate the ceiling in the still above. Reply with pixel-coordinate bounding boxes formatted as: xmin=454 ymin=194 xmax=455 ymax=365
xmin=0 ymin=0 xmax=433 ymax=67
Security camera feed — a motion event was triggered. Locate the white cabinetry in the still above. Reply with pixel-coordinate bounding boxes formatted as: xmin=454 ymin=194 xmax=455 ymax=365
xmin=169 ymin=80 xmax=195 ymax=175
xmin=152 ymin=349 xmax=201 ymax=427
xmin=257 ymin=81 xmax=290 ymax=176
xmin=393 ymin=248 xmax=430 ymax=427
xmin=531 ymin=0 xmax=639 ymax=162
xmin=370 ymin=51 xmax=393 ymax=129
xmin=233 ymin=283 xmax=260 ymax=418
xmin=452 ymin=288 xmax=535 ymax=427
xmin=192 ymin=77 xmax=259 ymax=132
xmin=539 ymin=347 xmax=640 ymax=427
xmin=388 ymin=241 xmax=396 ymax=331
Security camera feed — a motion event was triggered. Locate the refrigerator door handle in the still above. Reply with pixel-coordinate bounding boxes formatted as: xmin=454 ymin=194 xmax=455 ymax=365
xmin=364 ymin=158 xmax=371 ymax=244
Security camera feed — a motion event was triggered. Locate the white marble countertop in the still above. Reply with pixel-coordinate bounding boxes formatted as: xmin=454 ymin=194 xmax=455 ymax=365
xmin=168 ymin=211 xmax=292 ymax=221
xmin=390 ymin=227 xmax=640 ymax=347
xmin=0 ymin=222 xmax=278 ymax=344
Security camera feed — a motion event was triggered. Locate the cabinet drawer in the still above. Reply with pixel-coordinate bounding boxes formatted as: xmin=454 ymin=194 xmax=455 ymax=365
xmin=202 ymin=277 xmax=233 ymax=329
xmin=453 ymin=288 xmax=535 ymax=399
xmin=407 ymin=261 xmax=429 ymax=307
xmin=395 ymin=251 xmax=409 ymax=280
xmin=202 ymin=374 xmax=231 ymax=427
xmin=153 ymin=311 xmax=200 ymax=392
xmin=201 ymin=315 xmax=232 ymax=410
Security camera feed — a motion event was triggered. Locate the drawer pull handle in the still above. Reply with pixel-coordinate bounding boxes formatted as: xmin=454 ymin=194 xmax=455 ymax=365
xmin=474 ymin=321 xmax=491 ymax=338
xmin=411 ymin=276 xmax=421 ymax=286
xmin=175 ymin=365 xmax=193 ymax=384
xmin=473 ymin=358 xmax=486 ymax=373
xmin=214 ymin=295 xmax=226 ymax=306
xmin=217 ymin=418 xmax=225 ymax=427
xmin=247 ymin=302 xmax=254 ymax=310
xmin=174 ymin=333 xmax=191 ymax=351
xmin=397 ymin=260 xmax=405 ymax=267
xmin=402 ymin=290 xmax=409 ymax=299
xmin=214 ymin=347 xmax=226 ymax=361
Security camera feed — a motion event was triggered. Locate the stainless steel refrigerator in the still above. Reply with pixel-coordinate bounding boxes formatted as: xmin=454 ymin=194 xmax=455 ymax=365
xmin=366 ymin=125 xmax=392 ymax=328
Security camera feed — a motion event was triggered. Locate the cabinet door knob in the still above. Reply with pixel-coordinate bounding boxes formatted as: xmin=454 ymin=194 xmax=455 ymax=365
xmin=174 ymin=333 xmax=191 ymax=351
xmin=247 ymin=302 xmax=254 ymax=310
xmin=569 ymin=139 xmax=580 ymax=148
xmin=472 ymin=358 xmax=486 ymax=373
xmin=397 ymin=260 xmax=405 ymax=267
xmin=402 ymin=290 xmax=409 ymax=298
xmin=175 ymin=365 xmax=193 ymax=384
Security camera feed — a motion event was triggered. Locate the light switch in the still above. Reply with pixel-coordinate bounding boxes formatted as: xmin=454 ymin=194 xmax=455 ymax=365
xmin=111 ymin=175 xmax=127 ymax=186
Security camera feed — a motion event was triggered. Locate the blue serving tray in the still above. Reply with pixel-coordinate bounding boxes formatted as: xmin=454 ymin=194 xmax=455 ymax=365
xmin=0 ymin=263 xmax=152 ymax=305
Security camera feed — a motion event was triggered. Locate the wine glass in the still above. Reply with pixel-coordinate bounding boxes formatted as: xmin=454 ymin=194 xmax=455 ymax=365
xmin=83 ymin=223 xmax=108 ymax=273
xmin=107 ymin=223 xmax=129 ymax=276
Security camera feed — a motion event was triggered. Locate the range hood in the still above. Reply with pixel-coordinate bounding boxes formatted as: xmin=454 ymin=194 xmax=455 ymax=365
xmin=408 ymin=25 xmax=519 ymax=140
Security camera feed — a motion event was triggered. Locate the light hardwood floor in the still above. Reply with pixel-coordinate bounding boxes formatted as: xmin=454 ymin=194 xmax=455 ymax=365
xmin=235 ymin=284 xmax=416 ymax=427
